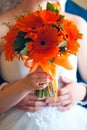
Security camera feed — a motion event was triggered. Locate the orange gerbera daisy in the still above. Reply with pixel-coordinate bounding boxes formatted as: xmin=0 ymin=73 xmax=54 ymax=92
xmin=16 ymin=12 xmax=44 ymax=33
xmin=62 ymin=20 xmax=82 ymax=42
xmin=27 ymin=26 xmax=59 ymax=63
xmin=67 ymin=41 xmax=80 ymax=54
xmin=39 ymin=10 xmax=60 ymax=24
xmin=59 ymin=19 xmax=82 ymax=54
xmin=4 ymin=25 xmax=18 ymax=61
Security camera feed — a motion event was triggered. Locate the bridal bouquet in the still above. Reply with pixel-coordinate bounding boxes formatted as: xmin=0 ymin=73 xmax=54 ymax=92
xmin=4 ymin=2 xmax=82 ymax=98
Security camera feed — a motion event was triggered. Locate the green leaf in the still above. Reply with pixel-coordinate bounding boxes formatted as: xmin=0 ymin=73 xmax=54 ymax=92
xmin=20 ymin=43 xmax=28 ymax=55
xmin=13 ymin=32 xmax=33 ymax=53
xmin=78 ymin=33 xmax=83 ymax=37
xmin=46 ymin=2 xmax=58 ymax=14
xmin=60 ymin=23 xmax=64 ymax=29
xmin=58 ymin=41 xmax=68 ymax=52
xmin=52 ymin=24 xmax=60 ymax=31
xmin=38 ymin=4 xmax=42 ymax=10
xmin=13 ymin=37 xmax=25 ymax=48
xmin=49 ymin=59 xmax=54 ymax=64
xmin=57 ymin=15 xmax=64 ymax=22
xmin=2 ymin=22 xmax=12 ymax=28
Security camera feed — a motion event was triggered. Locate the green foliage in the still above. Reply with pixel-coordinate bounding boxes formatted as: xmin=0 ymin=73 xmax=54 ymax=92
xmin=58 ymin=41 xmax=68 ymax=52
xmin=58 ymin=15 xmax=64 ymax=21
xmin=46 ymin=2 xmax=58 ymax=14
xmin=13 ymin=34 xmax=26 ymax=52
xmin=2 ymin=22 xmax=12 ymax=28
xmin=13 ymin=31 xmax=33 ymax=53
xmin=20 ymin=43 xmax=28 ymax=55
xmin=38 ymin=4 xmax=42 ymax=10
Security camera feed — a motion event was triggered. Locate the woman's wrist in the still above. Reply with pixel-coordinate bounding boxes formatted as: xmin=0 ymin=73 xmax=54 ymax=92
xmin=20 ymin=77 xmax=32 ymax=92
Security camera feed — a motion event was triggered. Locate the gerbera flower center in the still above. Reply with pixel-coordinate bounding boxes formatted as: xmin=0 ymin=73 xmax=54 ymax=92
xmin=66 ymin=34 xmax=69 ymax=38
xmin=40 ymin=40 xmax=46 ymax=46
xmin=32 ymin=26 xmax=36 ymax=29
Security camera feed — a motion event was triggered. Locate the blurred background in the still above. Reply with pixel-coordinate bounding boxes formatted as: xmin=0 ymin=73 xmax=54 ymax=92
xmin=0 ymin=0 xmax=87 ymax=14
xmin=0 ymin=0 xmax=20 ymax=14
xmin=72 ymin=0 xmax=87 ymax=9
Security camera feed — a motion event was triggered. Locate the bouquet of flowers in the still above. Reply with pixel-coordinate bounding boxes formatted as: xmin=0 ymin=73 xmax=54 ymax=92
xmin=4 ymin=2 xmax=82 ymax=98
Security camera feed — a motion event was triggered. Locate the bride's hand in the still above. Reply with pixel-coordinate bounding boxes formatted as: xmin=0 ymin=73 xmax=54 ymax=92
xmin=16 ymin=92 xmax=47 ymax=112
xmin=16 ymin=67 xmax=52 ymax=112
xmin=45 ymin=76 xmax=86 ymax=111
xmin=22 ymin=67 xmax=52 ymax=91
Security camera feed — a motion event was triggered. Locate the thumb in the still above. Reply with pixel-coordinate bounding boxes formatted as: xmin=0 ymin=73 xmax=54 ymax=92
xmin=60 ymin=76 xmax=73 ymax=84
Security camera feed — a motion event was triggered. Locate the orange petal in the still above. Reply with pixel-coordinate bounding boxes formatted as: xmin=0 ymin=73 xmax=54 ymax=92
xmin=55 ymin=55 xmax=73 ymax=70
xmin=29 ymin=63 xmax=39 ymax=74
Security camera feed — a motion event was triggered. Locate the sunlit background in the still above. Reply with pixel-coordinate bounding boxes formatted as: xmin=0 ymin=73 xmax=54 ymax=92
xmin=0 ymin=0 xmax=87 ymax=14
xmin=0 ymin=0 xmax=20 ymax=14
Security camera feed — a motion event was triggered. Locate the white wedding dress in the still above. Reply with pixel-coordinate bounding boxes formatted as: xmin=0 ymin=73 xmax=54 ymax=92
xmin=0 ymin=53 xmax=87 ymax=130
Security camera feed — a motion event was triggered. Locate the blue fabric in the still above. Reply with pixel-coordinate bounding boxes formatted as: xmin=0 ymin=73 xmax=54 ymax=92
xmin=0 ymin=76 xmax=5 ymax=84
xmin=77 ymin=70 xmax=84 ymax=82
xmin=65 ymin=0 xmax=87 ymax=21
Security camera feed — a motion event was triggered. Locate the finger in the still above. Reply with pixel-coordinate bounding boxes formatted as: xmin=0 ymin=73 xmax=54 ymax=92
xmin=57 ymin=99 xmax=71 ymax=106
xmin=37 ymin=83 xmax=49 ymax=90
xmin=25 ymin=94 xmax=46 ymax=101
xmin=58 ymin=87 xmax=71 ymax=95
xmin=45 ymin=96 xmax=55 ymax=103
xmin=58 ymin=94 xmax=71 ymax=102
xmin=34 ymin=77 xmax=52 ymax=89
xmin=60 ymin=76 xmax=73 ymax=83
xmin=37 ymin=77 xmax=52 ymax=83
xmin=33 ymin=72 xmax=52 ymax=79
xmin=17 ymin=105 xmax=42 ymax=112
xmin=29 ymin=91 xmax=35 ymax=95
xmin=47 ymin=102 xmax=60 ymax=106
xmin=58 ymin=104 xmax=72 ymax=112
xmin=47 ymin=97 xmax=71 ymax=107
xmin=26 ymin=100 xmax=46 ymax=107
xmin=33 ymin=81 xmax=46 ymax=90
